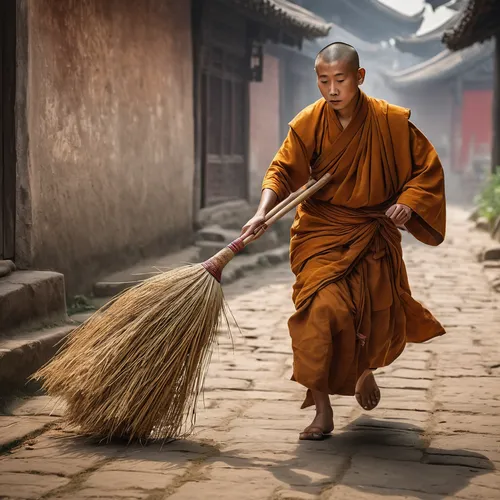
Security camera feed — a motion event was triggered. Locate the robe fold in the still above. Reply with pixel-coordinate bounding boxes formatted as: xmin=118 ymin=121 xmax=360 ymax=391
xmin=261 ymin=91 xmax=446 ymax=408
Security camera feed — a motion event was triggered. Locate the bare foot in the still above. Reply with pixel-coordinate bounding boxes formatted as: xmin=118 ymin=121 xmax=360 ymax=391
xmin=299 ymin=408 xmax=334 ymax=441
xmin=355 ymin=369 xmax=381 ymax=411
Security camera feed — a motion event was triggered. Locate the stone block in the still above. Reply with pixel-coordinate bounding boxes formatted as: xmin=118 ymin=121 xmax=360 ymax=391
xmin=0 ymin=415 xmax=56 ymax=450
xmin=83 ymin=469 xmax=182 ymax=491
xmin=7 ymin=395 xmax=66 ymax=417
xmin=203 ymin=378 xmax=251 ymax=391
xmin=196 ymin=200 xmax=255 ymax=230
xmin=0 ymin=472 xmax=69 ymax=499
xmin=168 ymin=481 xmax=277 ymax=500
xmin=0 ymin=324 xmax=75 ymax=397
xmin=376 ymin=376 xmax=432 ymax=391
xmin=196 ymin=224 xmax=241 ymax=244
xmin=0 ymin=259 xmax=15 ymax=278
xmin=196 ymin=223 xmax=280 ymax=256
xmin=476 ymin=216 xmax=490 ymax=231
xmin=274 ymin=489 xmax=319 ymax=500
xmin=326 ymin=485 xmax=440 ymax=499
xmin=429 ymin=434 xmax=500 ymax=464
xmin=483 ymin=247 xmax=500 ymax=261
xmin=196 ymin=240 xmax=232 ymax=261
xmin=433 ymin=412 xmax=500 ymax=435
xmin=63 ymin=489 xmax=149 ymax=499
xmin=0 ymin=270 xmax=67 ymax=334
xmin=0 ymin=455 xmax=99 ymax=477
xmin=483 ymin=261 xmax=500 ymax=268
xmin=341 ymin=456 xmax=484 ymax=496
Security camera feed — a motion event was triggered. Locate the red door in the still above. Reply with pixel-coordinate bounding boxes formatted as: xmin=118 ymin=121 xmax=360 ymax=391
xmin=459 ymin=89 xmax=493 ymax=172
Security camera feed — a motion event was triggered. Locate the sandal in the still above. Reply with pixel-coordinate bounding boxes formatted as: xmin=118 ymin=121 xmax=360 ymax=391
xmin=299 ymin=426 xmax=332 ymax=441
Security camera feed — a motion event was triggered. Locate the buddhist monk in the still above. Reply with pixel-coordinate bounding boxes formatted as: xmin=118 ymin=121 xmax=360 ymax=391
xmin=240 ymin=42 xmax=446 ymax=440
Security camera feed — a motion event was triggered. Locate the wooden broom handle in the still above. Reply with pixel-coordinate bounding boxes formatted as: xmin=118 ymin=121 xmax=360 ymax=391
xmin=262 ymin=178 xmax=316 ymax=221
xmin=242 ymin=173 xmax=332 ymax=246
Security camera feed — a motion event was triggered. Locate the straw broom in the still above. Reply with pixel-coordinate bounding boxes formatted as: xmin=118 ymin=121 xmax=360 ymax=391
xmin=33 ymin=173 xmax=332 ymax=442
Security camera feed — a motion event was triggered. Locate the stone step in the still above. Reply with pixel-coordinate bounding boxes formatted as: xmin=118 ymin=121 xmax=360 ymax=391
xmin=0 ymin=260 xmax=16 ymax=278
xmin=0 ymin=271 xmax=67 ymax=335
xmin=195 ymin=199 xmax=254 ymax=230
xmin=196 ymin=224 xmax=241 ymax=243
xmin=196 ymin=240 xmax=240 ymax=261
xmin=0 ymin=324 xmax=76 ymax=398
xmin=93 ymin=246 xmax=199 ymax=298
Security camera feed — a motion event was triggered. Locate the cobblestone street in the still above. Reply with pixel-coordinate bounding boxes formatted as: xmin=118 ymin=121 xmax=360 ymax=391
xmin=1 ymin=206 xmax=499 ymax=499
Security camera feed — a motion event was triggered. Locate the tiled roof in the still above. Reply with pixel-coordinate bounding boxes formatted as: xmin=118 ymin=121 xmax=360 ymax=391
xmin=227 ymin=0 xmax=331 ymax=39
xmin=384 ymin=41 xmax=493 ymax=88
xmin=394 ymin=12 xmax=460 ymax=57
xmin=302 ymin=0 xmax=425 ymax=43
xmin=443 ymin=0 xmax=500 ymax=50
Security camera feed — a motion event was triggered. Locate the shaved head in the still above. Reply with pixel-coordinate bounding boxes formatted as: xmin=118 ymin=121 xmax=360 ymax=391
xmin=314 ymin=42 xmax=364 ymax=113
xmin=315 ymin=42 xmax=360 ymax=72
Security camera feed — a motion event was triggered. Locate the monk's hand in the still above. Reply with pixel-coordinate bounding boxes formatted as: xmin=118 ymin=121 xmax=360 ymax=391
xmin=240 ymin=213 xmax=268 ymax=242
xmin=385 ymin=203 xmax=412 ymax=228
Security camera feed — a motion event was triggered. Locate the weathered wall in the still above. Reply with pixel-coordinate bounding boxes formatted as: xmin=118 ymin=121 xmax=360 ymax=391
xmin=287 ymin=53 xmax=319 ymax=121
xmin=391 ymin=85 xmax=455 ymax=172
xmin=249 ymin=53 xmax=281 ymax=203
xmin=24 ymin=0 xmax=194 ymax=294
xmin=389 ymin=83 xmax=474 ymax=204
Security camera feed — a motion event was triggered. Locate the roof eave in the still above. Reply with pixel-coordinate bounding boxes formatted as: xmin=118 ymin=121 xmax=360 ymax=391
xmin=443 ymin=0 xmax=500 ymax=51
xmin=384 ymin=42 xmax=493 ymax=89
xmin=223 ymin=0 xmax=332 ymax=42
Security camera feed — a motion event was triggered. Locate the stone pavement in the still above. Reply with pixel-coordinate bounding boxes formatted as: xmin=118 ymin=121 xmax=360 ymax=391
xmin=1 ymin=206 xmax=499 ymax=499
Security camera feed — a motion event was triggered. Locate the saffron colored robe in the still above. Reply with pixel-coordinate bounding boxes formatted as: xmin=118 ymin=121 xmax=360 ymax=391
xmin=261 ymin=91 xmax=446 ymax=408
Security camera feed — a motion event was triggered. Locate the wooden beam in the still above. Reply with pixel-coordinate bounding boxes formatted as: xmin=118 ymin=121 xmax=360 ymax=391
xmin=493 ymin=36 xmax=500 ymax=174
xmin=14 ymin=0 xmax=31 ymax=268
xmin=1 ymin=0 xmax=17 ymax=260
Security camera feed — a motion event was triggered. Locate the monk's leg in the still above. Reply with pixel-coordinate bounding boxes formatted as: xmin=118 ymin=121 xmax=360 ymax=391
xmin=355 ymin=369 xmax=381 ymax=411
xmin=299 ymin=390 xmax=334 ymax=441
xmin=290 ymin=279 xmax=358 ymax=440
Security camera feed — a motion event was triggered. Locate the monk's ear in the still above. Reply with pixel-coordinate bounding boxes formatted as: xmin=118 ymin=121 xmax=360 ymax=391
xmin=357 ymin=68 xmax=366 ymax=86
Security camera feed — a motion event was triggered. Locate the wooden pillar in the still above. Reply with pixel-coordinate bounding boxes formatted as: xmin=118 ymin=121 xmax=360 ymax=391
xmin=14 ymin=0 xmax=31 ymax=268
xmin=493 ymin=36 xmax=500 ymax=174
xmin=191 ymin=0 xmax=203 ymax=219
xmin=1 ymin=0 xmax=18 ymax=261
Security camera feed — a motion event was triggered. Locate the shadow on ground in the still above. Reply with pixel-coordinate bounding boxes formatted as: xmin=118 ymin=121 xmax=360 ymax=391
xmin=44 ymin=416 xmax=496 ymax=499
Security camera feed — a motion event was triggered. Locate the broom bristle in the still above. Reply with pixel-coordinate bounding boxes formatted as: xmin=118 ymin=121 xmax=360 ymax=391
xmin=33 ymin=263 xmax=230 ymax=442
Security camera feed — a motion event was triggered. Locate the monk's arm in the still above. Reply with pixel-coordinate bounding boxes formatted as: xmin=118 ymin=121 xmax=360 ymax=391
xmin=397 ymin=122 xmax=446 ymax=246
xmin=255 ymin=189 xmax=278 ymax=217
xmin=241 ymin=127 xmax=312 ymax=240
xmin=261 ymin=127 xmax=312 ymax=202
xmin=240 ymin=189 xmax=278 ymax=240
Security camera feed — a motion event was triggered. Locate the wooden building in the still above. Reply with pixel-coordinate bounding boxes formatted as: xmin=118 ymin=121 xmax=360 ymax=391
xmin=303 ymin=0 xmax=425 ymax=43
xmin=191 ymin=0 xmax=330 ymax=207
xmin=443 ymin=0 xmax=500 ymax=173
xmin=0 ymin=0 xmax=330 ymax=293
xmin=386 ymin=42 xmax=494 ymax=176
xmin=292 ymin=0 xmax=442 ymax=100
xmin=394 ymin=11 xmax=462 ymax=59
xmin=0 ymin=1 xmax=16 ymax=263
xmin=387 ymin=0 xmax=497 ymax=182
xmin=243 ymin=0 xmax=422 ymax=202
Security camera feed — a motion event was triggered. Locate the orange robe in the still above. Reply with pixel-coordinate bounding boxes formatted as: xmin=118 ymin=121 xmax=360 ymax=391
xmin=262 ymin=91 xmax=446 ymax=408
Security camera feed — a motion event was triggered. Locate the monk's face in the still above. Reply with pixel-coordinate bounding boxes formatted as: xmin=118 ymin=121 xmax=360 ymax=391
xmin=316 ymin=59 xmax=365 ymax=111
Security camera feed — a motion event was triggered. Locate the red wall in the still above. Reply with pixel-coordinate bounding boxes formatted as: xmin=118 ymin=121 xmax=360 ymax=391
xmin=459 ymin=89 xmax=493 ymax=171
